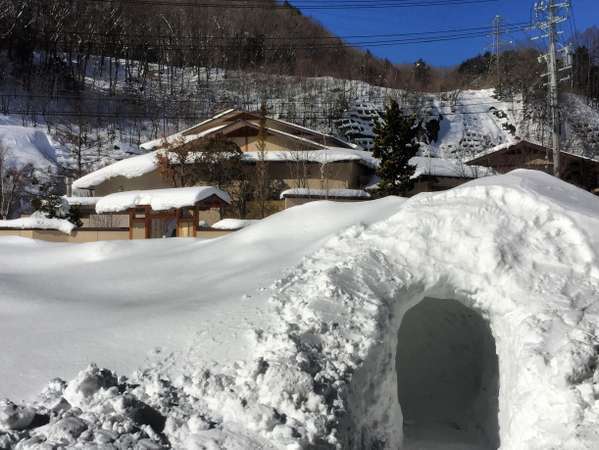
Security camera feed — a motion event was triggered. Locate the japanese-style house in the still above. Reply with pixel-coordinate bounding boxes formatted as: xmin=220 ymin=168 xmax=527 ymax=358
xmin=466 ymin=139 xmax=599 ymax=194
xmin=94 ymin=186 xmax=231 ymax=239
xmin=64 ymin=109 xmax=494 ymax=239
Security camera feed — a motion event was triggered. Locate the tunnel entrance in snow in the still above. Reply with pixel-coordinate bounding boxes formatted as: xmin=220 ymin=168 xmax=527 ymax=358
xmin=397 ymin=298 xmax=499 ymax=450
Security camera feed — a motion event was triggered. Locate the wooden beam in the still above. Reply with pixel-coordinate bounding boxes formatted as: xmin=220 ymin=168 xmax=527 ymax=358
xmin=144 ymin=206 xmax=151 ymax=239
xmin=193 ymin=205 xmax=199 ymax=238
xmin=128 ymin=209 xmax=134 ymax=240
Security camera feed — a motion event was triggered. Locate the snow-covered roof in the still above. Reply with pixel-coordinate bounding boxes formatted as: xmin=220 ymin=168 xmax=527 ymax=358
xmin=0 ymin=212 xmax=75 ymax=234
xmin=466 ymin=138 xmax=599 ymax=165
xmin=73 ymin=151 xmax=159 ymax=190
xmin=140 ymin=124 xmax=229 ymax=151
xmin=95 ymin=187 xmax=231 ymax=214
xmin=73 ymin=148 xmax=378 ymax=189
xmin=410 ymin=156 xmax=495 ymax=179
xmin=280 ymin=188 xmax=371 ymax=199
xmin=464 ymin=138 xmax=524 ymax=163
xmin=64 ymin=196 xmax=102 ymax=207
xmin=243 ymin=148 xmax=378 ymax=168
xmin=211 ymin=218 xmax=259 ymax=230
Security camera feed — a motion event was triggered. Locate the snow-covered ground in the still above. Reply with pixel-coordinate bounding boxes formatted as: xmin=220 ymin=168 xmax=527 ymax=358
xmin=1 ymin=170 xmax=599 ymax=449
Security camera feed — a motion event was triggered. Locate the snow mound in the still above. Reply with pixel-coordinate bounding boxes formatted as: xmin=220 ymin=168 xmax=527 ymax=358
xmin=2 ymin=171 xmax=599 ymax=449
xmin=0 ymin=212 xmax=75 ymax=234
xmin=0 ymin=125 xmax=57 ymax=170
xmin=265 ymin=169 xmax=599 ymax=448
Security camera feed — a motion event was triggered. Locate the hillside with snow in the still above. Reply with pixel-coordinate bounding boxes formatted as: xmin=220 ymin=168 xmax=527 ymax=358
xmin=0 ymin=120 xmax=57 ymax=172
xmin=1 ymin=170 xmax=599 ymax=449
xmin=0 ymin=52 xmax=598 ymax=179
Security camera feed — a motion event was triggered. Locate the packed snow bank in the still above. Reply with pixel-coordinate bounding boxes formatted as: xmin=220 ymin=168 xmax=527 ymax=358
xmin=0 ymin=125 xmax=57 ymax=170
xmin=266 ymin=169 xmax=599 ymax=449
xmin=95 ymin=186 xmax=231 ymax=213
xmin=2 ymin=170 xmax=599 ymax=449
xmin=0 ymin=197 xmax=404 ymax=402
xmin=0 ymin=212 xmax=75 ymax=234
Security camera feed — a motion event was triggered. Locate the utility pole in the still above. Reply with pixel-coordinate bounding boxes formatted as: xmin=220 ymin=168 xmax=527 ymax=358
xmin=534 ymin=0 xmax=572 ymax=178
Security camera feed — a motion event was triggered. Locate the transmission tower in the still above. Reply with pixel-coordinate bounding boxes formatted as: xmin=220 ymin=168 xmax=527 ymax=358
xmin=533 ymin=0 xmax=572 ymax=177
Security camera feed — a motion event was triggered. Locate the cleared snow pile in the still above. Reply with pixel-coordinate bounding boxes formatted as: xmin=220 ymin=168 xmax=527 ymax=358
xmin=211 ymin=218 xmax=259 ymax=230
xmin=0 ymin=211 xmax=75 ymax=234
xmin=1 ymin=170 xmax=599 ymax=449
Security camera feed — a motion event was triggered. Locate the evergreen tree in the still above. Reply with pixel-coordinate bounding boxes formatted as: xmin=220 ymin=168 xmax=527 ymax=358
xmin=372 ymin=100 xmax=420 ymax=197
xmin=33 ymin=188 xmax=83 ymax=228
xmin=413 ymin=58 xmax=431 ymax=89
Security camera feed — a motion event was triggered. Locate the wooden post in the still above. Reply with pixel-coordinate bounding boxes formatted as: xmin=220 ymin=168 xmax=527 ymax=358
xmin=128 ymin=209 xmax=134 ymax=240
xmin=175 ymin=208 xmax=181 ymax=238
xmin=193 ymin=204 xmax=199 ymax=238
xmin=144 ymin=206 xmax=151 ymax=239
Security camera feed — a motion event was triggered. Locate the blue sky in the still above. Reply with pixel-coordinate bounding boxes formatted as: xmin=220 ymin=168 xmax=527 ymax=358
xmin=302 ymin=0 xmax=599 ymax=67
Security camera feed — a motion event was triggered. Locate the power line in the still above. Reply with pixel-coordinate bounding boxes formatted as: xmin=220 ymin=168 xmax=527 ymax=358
xmin=78 ymin=0 xmax=500 ymax=11
xmin=45 ymin=25 xmax=530 ymax=50
xmin=54 ymin=22 xmax=530 ymax=42
xmin=0 ymin=92 xmax=526 ymax=110
xmin=3 ymin=108 xmax=525 ymax=120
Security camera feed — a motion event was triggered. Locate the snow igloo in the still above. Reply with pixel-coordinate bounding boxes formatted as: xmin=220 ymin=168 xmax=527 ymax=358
xmin=269 ymin=170 xmax=599 ymax=449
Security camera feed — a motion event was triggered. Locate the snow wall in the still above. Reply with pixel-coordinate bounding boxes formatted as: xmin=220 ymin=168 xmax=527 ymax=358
xmin=262 ymin=169 xmax=599 ymax=449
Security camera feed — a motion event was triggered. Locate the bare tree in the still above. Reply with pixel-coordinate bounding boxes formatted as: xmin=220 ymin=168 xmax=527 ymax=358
xmin=255 ymin=101 xmax=269 ymax=218
xmin=0 ymin=145 xmax=35 ymax=219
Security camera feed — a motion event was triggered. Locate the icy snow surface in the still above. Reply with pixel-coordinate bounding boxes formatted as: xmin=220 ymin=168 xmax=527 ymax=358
xmin=95 ymin=187 xmax=231 ymax=213
xmin=1 ymin=170 xmax=599 ymax=449
xmin=0 ymin=212 xmax=75 ymax=234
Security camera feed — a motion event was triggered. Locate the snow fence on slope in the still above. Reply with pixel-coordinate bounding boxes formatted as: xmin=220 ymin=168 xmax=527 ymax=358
xmin=2 ymin=170 xmax=599 ymax=449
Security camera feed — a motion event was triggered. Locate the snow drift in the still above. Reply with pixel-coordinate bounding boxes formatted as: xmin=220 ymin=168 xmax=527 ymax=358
xmin=1 ymin=170 xmax=599 ymax=449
